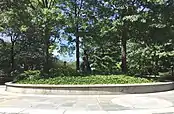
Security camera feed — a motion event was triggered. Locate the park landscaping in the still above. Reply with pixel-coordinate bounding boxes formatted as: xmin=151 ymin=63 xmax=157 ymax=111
xmin=2 ymin=1 xmax=174 ymax=95
xmin=17 ymin=75 xmax=154 ymax=85
xmin=0 ymin=0 xmax=173 ymax=86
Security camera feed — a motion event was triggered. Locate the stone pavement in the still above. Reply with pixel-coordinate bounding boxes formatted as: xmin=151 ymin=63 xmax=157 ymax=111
xmin=1 ymin=85 xmax=174 ymax=114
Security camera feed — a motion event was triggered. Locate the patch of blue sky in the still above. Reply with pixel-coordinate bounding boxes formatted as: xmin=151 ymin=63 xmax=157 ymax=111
xmin=0 ymin=33 xmax=11 ymax=42
xmin=53 ymin=49 xmax=75 ymax=62
xmin=54 ymin=38 xmax=76 ymax=62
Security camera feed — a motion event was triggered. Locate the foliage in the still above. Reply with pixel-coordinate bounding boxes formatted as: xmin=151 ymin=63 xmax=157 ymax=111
xmin=15 ymin=70 xmax=41 ymax=81
xmin=14 ymin=60 xmax=79 ymax=80
xmin=49 ymin=62 xmax=78 ymax=77
xmin=88 ymin=42 xmax=121 ymax=75
xmin=0 ymin=0 xmax=174 ymax=79
xmin=17 ymin=75 xmax=154 ymax=85
xmin=127 ymin=41 xmax=174 ymax=75
xmin=0 ymin=42 xmax=11 ymax=74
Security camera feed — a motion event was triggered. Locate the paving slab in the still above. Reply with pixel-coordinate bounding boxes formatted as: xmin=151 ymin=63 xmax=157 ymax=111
xmin=1 ymin=85 xmax=174 ymax=113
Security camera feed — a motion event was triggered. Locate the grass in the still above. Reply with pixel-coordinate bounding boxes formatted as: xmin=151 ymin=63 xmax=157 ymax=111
xmin=17 ymin=75 xmax=155 ymax=85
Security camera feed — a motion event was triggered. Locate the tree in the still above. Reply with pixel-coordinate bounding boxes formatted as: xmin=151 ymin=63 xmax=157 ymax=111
xmin=0 ymin=0 xmax=64 ymax=75
xmin=0 ymin=6 xmax=23 ymax=74
xmin=0 ymin=38 xmax=5 ymax=46
xmin=0 ymin=42 xmax=11 ymax=74
xmin=59 ymin=0 xmax=87 ymax=72
xmin=0 ymin=0 xmax=173 ymax=77
xmin=26 ymin=0 xmax=64 ymax=74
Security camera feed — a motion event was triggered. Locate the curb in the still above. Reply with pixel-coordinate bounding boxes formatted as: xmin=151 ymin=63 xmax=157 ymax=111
xmin=0 ymin=107 xmax=174 ymax=114
xmin=5 ymin=82 xmax=174 ymax=95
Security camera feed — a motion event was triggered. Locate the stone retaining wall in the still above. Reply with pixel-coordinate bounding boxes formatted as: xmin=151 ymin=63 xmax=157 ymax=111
xmin=5 ymin=82 xmax=174 ymax=95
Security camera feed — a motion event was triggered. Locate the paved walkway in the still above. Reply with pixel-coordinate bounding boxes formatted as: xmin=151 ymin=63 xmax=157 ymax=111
xmin=0 ymin=85 xmax=174 ymax=114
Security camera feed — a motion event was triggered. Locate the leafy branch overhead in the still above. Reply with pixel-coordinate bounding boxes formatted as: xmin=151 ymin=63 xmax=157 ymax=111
xmin=0 ymin=0 xmax=173 ymax=77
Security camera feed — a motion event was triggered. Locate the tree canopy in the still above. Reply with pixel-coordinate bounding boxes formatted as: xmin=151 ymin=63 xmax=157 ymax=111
xmin=0 ymin=0 xmax=173 ymax=77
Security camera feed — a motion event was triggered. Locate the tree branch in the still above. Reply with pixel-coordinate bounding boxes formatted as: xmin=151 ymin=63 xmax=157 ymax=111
xmin=49 ymin=0 xmax=55 ymax=9
xmin=77 ymin=0 xmax=84 ymax=16
xmin=41 ymin=0 xmax=46 ymax=7
xmin=29 ymin=0 xmax=36 ymax=10
xmin=45 ymin=0 xmax=48 ymax=8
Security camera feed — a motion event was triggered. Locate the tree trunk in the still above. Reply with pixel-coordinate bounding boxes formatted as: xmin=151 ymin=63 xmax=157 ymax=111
xmin=10 ymin=39 xmax=15 ymax=74
xmin=121 ymin=32 xmax=127 ymax=74
xmin=76 ymin=35 xmax=80 ymax=71
xmin=43 ymin=25 xmax=50 ymax=74
xmin=44 ymin=37 xmax=50 ymax=74
xmin=75 ymin=0 xmax=80 ymax=72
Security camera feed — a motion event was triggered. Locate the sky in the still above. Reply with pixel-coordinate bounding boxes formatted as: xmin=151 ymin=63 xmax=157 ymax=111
xmin=53 ymin=49 xmax=76 ymax=62
xmin=0 ymin=33 xmax=11 ymax=42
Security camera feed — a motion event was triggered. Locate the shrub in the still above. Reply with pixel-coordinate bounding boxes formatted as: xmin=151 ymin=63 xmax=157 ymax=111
xmin=25 ymin=70 xmax=41 ymax=79
xmin=15 ymin=70 xmax=41 ymax=81
xmin=17 ymin=75 xmax=154 ymax=85
xmin=49 ymin=67 xmax=78 ymax=77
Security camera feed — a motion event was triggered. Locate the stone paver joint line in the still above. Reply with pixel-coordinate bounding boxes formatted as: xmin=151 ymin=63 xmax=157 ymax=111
xmin=1 ymin=85 xmax=174 ymax=113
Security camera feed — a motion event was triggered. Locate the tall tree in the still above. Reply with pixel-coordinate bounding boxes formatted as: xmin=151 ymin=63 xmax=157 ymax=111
xmin=59 ymin=0 xmax=90 ymax=72
xmin=0 ymin=0 xmax=64 ymax=74
xmin=22 ymin=0 xmax=64 ymax=74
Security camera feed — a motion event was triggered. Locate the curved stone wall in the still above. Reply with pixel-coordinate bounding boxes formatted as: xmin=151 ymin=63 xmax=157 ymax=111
xmin=5 ymin=82 xmax=174 ymax=95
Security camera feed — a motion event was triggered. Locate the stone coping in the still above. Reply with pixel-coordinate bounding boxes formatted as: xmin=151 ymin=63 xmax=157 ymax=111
xmin=5 ymin=82 xmax=174 ymax=95
xmin=5 ymin=82 xmax=174 ymax=87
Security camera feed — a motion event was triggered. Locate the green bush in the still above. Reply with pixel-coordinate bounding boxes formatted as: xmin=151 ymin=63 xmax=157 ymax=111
xmin=17 ymin=75 xmax=154 ymax=85
xmin=25 ymin=70 xmax=41 ymax=79
xmin=15 ymin=70 xmax=41 ymax=81
xmin=127 ymin=42 xmax=174 ymax=75
xmin=49 ymin=67 xmax=77 ymax=77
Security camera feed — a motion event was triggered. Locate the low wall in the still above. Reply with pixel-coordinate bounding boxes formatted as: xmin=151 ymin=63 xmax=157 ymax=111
xmin=5 ymin=82 xmax=174 ymax=95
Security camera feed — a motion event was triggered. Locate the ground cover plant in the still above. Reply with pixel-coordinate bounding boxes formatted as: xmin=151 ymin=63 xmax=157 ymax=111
xmin=17 ymin=75 xmax=154 ymax=85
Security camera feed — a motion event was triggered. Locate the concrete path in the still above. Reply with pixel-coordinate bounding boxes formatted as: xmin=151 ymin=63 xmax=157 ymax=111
xmin=0 ymin=85 xmax=174 ymax=114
